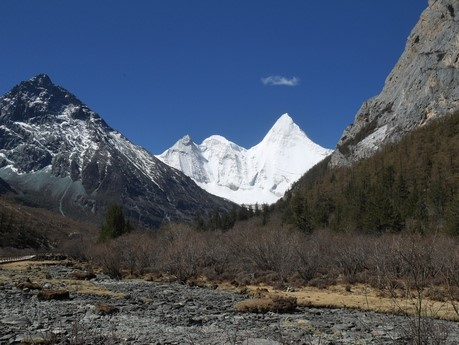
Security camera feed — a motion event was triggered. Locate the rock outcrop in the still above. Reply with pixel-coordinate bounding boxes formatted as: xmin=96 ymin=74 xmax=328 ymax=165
xmin=331 ymin=0 xmax=459 ymax=166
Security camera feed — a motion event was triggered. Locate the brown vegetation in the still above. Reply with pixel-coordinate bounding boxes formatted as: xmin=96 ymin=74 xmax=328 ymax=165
xmin=68 ymin=217 xmax=459 ymax=323
xmin=234 ymin=295 xmax=297 ymax=313
xmin=0 ymin=196 xmax=97 ymax=255
xmin=95 ymin=302 xmax=119 ymax=315
xmin=37 ymin=289 xmax=70 ymax=301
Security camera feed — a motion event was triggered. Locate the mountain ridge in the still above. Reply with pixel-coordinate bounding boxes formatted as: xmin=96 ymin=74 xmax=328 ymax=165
xmin=0 ymin=74 xmax=235 ymax=227
xmin=157 ymin=113 xmax=332 ymax=205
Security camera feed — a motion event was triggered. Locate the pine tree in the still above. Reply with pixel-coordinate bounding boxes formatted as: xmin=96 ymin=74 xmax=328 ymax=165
xmin=290 ymin=194 xmax=312 ymax=233
xmin=99 ymin=204 xmax=129 ymax=241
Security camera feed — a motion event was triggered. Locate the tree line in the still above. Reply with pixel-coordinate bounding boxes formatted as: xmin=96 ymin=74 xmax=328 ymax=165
xmin=281 ymin=110 xmax=459 ymax=235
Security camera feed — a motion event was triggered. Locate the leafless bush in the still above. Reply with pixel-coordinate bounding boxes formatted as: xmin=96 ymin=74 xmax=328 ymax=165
xmin=334 ymin=234 xmax=372 ymax=284
xmin=117 ymin=231 xmax=160 ymax=276
xmin=90 ymin=230 xmax=163 ymax=279
xmin=230 ymin=221 xmax=299 ymax=283
xmin=374 ymin=234 xmax=449 ymax=345
xmin=441 ymin=238 xmax=459 ymax=317
xmin=92 ymin=241 xmax=123 ymax=279
xmin=234 ymin=295 xmax=297 ymax=313
xmin=292 ymin=230 xmax=326 ymax=283
xmin=158 ymin=224 xmax=208 ymax=282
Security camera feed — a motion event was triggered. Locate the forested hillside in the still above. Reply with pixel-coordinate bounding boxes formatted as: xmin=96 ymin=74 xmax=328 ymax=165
xmin=282 ymin=110 xmax=459 ymax=235
xmin=0 ymin=196 xmax=97 ymax=253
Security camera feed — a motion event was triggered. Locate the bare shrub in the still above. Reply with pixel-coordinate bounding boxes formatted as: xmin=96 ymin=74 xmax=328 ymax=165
xmin=375 ymin=234 xmax=449 ymax=345
xmin=117 ymin=231 xmax=159 ymax=277
xmin=158 ymin=224 xmax=207 ymax=282
xmin=441 ymin=238 xmax=459 ymax=317
xmin=230 ymin=220 xmax=299 ymax=283
xmin=367 ymin=234 xmax=401 ymax=289
xmin=334 ymin=233 xmax=372 ymax=283
xmin=292 ymin=229 xmax=335 ymax=283
xmin=196 ymin=231 xmax=232 ymax=280
xmin=234 ymin=295 xmax=297 ymax=313
xmin=89 ymin=230 xmax=162 ymax=279
xmin=92 ymin=241 xmax=123 ymax=279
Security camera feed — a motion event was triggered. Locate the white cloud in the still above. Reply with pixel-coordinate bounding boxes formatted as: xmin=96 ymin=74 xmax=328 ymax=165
xmin=261 ymin=75 xmax=300 ymax=86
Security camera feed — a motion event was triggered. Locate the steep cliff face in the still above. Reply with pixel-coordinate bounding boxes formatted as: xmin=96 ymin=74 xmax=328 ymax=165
xmin=331 ymin=0 xmax=459 ymax=166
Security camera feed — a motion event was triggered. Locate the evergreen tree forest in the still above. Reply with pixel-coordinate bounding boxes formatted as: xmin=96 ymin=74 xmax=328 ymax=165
xmin=282 ymin=111 xmax=459 ymax=235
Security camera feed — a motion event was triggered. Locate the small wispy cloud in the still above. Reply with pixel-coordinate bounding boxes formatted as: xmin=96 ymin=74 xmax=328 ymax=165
xmin=261 ymin=75 xmax=300 ymax=86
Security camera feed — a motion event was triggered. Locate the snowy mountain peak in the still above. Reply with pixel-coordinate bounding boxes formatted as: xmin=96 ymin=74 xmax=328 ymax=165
xmin=180 ymin=134 xmax=194 ymax=145
xmin=202 ymin=135 xmax=244 ymax=152
xmin=259 ymin=113 xmax=309 ymax=146
xmin=0 ymin=74 xmax=234 ymax=227
xmin=203 ymin=135 xmax=226 ymax=144
xmin=1 ymin=74 xmax=94 ymax=124
xmin=18 ymin=73 xmax=61 ymax=97
xmin=270 ymin=113 xmax=295 ymax=133
xmin=157 ymin=113 xmax=333 ymax=205
xmin=30 ymin=73 xmax=53 ymax=87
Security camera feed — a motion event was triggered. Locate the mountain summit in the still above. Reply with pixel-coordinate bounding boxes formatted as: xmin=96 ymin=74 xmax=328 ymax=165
xmin=157 ymin=113 xmax=332 ymax=205
xmin=330 ymin=0 xmax=459 ymax=166
xmin=0 ymin=75 xmax=234 ymax=226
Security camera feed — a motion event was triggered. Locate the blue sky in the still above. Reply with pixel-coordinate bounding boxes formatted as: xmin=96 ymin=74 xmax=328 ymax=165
xmin=1 ymin=1 xmax=426 ymax=153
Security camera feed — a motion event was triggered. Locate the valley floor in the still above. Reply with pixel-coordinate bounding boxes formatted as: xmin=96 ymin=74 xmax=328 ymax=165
xmin=1 ymin=259 xmax=459 ymax=344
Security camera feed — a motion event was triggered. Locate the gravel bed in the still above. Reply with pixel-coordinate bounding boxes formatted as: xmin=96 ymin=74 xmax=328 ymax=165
xmin=1 ymin=263 xmax=458 ymax=344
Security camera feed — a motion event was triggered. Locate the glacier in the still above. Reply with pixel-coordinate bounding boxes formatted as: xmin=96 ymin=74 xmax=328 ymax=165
xmin=157 ymin=113 xmax=333 ymax=205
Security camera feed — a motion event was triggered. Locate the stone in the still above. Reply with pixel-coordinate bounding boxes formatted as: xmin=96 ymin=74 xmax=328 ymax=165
xmin=242 ymin=339 xmax=282 ymax=345
xmin=69 ymin=270 xmax=96 ymax=280
xmin=95 ymin=302 xmax=119 ymax=315
xmin=16 ymin=278 xmax=41 ymax=290
xmin=2 ymin=261 xmax=459 ymax=344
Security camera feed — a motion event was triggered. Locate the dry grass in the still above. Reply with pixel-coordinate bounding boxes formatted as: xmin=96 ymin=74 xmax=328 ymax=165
xmin=234 ymin=295 xmax=297 ymax=313
xmin=3 ymin=258 xmax=458 ymax=321
xmin=238 ymin=283 xmax=459 ymax=321
xmin=159 ymin=274 xmax=459 ymax=320
xmin=0 ymin=260 xmax=125 ymax=299
xmin=0 ymin=260 xmax=63 ymax=270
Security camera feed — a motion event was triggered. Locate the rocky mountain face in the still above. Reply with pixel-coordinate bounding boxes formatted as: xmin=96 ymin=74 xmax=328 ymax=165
xmin=0 ymin=74 xmax=234 ymax=227
xmin=157 ymin=114 xmax=332 ymax=205
xmin=330 ymin=0 xmax=459 ymax=166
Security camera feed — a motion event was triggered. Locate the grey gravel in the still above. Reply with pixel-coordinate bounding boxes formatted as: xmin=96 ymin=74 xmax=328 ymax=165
xmin=1 ymin=263 xmax=459 ymax=344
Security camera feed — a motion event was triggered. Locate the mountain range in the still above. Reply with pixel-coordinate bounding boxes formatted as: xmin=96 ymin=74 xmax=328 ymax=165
xmin=0 ymin=74 xmax=234 ymax=227
xmin=157 ymin=114 xmax=332 ymax=205
xmin=0 ymin=0 xmax=457 ymax=232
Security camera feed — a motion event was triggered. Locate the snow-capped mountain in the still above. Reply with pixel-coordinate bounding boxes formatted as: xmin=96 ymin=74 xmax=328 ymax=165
xmin=0 ymin=74 xmax=234 ymax=226
xmin=157 ymin=114 xmax=332 ymax=205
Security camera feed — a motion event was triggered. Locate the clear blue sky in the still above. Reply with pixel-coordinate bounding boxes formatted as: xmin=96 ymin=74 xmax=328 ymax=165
xmin=0 ymin=1 xmax=426 ymax=153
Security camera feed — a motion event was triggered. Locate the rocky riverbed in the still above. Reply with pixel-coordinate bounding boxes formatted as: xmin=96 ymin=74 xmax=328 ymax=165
xmin=1 ymin=260 xmax=459 ymax=344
